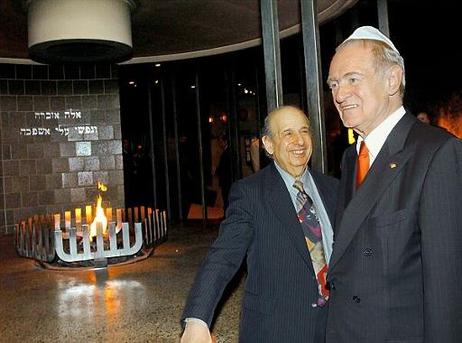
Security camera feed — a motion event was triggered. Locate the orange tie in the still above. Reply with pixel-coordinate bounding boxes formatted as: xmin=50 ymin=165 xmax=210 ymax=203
xmin=356 ymin=141 xmax=370 ymax=189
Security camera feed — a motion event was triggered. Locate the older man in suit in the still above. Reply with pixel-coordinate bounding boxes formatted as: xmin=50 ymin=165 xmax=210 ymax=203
xmin=326 ymin=26 xmax=462 ymax=342
xmin=180 ymin=106 xmax=338 ymax=342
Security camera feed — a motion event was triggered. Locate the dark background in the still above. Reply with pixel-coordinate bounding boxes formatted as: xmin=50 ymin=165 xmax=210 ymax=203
xmin=119 ymin=0 xmax=462 ymax=219
xmin=321 ymin=0 xmax=462 ymax=114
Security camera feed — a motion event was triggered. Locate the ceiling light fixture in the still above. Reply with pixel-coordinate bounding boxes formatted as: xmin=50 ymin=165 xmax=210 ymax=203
xmin=27 ymin=0 xmax=136 ymax=64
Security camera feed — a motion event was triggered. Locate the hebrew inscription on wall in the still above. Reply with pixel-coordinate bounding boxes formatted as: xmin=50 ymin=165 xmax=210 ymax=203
xmin=19 ymin=109 xmax=98 ymax=137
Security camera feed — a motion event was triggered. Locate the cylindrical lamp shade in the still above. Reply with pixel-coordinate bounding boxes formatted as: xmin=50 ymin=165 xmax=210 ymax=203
xmin=27 ymin=0 xmax=136 ymax=63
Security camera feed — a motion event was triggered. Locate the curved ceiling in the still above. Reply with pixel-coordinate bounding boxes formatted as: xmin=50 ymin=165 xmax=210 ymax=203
xmin=0 ymin=0 xmax=358 ymax=64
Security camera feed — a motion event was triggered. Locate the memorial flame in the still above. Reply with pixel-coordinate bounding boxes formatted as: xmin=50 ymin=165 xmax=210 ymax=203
xmin=89 ymin=182 xmax=108 ymax=240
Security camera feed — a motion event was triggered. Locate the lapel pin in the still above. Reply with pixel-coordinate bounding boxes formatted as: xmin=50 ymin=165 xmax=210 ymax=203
xmin=389 ymin=162 xmax=397 ymax=169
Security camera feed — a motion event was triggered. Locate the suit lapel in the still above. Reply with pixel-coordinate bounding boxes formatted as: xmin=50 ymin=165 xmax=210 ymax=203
xmin=330 ymin=113 xmax=417 ymax=271
xmin=311 ymin=171 xmax=335 ymax=223
xmin=266 ymin=164 xmax=314 ymax=272
xmin=335 ymin=147 xmax=356 ymax=229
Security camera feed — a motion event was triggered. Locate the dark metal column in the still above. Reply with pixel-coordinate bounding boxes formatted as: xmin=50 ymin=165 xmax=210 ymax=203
xmin=147 ymin=81 xmax=158 ymax=209
xmin=254 ymin=66 xmax=262 ymax=137
xmin=224 ymin=65 xmax=241 ymax=182
xmin=377 ymin=0 xmax=390 ymax=36
xmin=300 ymin=0 xmax=327 ymax=173
xmin=334 ymin=21 xmax=343 ymax=46
xmin=298 ymin=47 xmax=307 ymax=110
xmin=194 ymin=69 xmax=207 ymax=226
xmin=230 ymin=68 xmax=241 ymax=181
xmin=171 ymin=74 xmax=183 ymax=221
xmin=256 ymin=62 xmax=270 ymax=169
xmin=260 ymin=0 xmax=283 ymax=112
xmin=160 ymin=79 xmax=171 ymax=220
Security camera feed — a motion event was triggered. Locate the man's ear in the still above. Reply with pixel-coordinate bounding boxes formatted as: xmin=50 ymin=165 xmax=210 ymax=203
xmin=262 ymin=135 xmax=274 ymax=155
xmin=387 ymin=65 xmax=403 ymax=96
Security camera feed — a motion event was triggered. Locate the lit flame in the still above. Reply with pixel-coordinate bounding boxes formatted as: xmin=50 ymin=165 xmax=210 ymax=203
xmin=437 ymin=112 xmax=462 ymax=138
xmin=89 ymin=185 xmax=108 ymax=240
xmin=97 ymin=181 xmax=107 ymax=192
xmin=436 ymin=94 xmax=462 ymax=139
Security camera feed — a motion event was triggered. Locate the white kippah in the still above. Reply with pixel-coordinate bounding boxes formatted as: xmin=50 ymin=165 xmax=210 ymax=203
xmin=342 ymin=26 xmax=400 ymax=55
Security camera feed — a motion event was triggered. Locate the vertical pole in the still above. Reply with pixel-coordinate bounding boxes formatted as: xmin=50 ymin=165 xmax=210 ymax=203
xmin=147 ymin=80 xmax=158 ymax=209
xmin=350 ymin=7 xmax=359 ymax=31
xmin=300 ymin=0 xmax=327 ymax=173
xmin=298 ymin=46 xmax=307 ymax=110
xmin=225 ymin=65 xmax=241 ymax=183
xmin=194 ymin=69 xmax=207 ymax=227
xmin=160 ymin=79 xmax=171 ymax=220
xmin=229 ymin=67 xmax=241 ymax=180
xmin=260 ymin=0 xmax=283 ymax=112
xmin=254 ymin=65 xmax=264 ymax=172
xmin=171 ymin=74 xmax=183 ymax=221
xmin=377 ymin=0 xmax=390 ymax=37
xmin=256 ymin=62 xmax=270 ymax=169
xmin=254 ymin=66 xmax=262 ymax=137
xmin=334 ymin=21 xmax=343 ymax=46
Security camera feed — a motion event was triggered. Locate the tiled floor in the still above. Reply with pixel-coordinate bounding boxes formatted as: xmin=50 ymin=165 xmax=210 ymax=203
xmin=0 ymin=224 xmax=243 ymax=343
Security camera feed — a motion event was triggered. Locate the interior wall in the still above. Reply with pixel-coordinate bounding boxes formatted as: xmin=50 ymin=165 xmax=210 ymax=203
xmin=0 ymin=63 xmax=125 ymax=234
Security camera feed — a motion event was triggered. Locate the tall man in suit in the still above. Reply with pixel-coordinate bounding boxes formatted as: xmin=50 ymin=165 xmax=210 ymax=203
xmin=326 ymin=26 xmax=462 ymax=342
xmin=180 ymin=106 xmax=338 ymax=342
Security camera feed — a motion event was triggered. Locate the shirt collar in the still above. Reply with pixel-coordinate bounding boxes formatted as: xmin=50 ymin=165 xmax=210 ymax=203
xmin=273 ymin=161 xmax=308 ymax=187
xmin=356 ymin=106 xmax=406 ymax=163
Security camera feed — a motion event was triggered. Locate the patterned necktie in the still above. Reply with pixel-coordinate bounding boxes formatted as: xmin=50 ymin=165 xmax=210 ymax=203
xmin=356 ymin=141 xmax=370 ymax=189
xmin=293 ymin=180 xmax=329 ymax=307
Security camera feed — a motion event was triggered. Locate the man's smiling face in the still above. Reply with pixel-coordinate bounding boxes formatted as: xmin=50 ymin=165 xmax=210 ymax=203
xmin=328 ymin=40 xmax=393 ymax=137
xmin=263 ymin=107 xmax=312 ymax=177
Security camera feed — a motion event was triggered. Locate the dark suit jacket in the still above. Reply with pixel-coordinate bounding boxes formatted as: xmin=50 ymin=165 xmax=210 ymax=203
xmin=182 ymin=163 xmax=338 ymax=342
xmin=326 ymin=113 xmax=462 ymax=343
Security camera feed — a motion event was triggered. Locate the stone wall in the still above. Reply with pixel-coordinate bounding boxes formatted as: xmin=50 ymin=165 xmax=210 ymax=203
xmin=0 ymin=63 xmax=124 ymax=234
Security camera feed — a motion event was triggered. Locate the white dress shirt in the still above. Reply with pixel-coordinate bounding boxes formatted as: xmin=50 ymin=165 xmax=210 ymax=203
xmin=274 ymin=162 xmax=334 ymax=263
xmin=356 ymin=106 xmax=406 ymax=165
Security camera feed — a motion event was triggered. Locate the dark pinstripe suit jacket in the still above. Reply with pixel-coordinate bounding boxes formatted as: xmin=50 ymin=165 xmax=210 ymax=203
xmin=326 ymin=113 xmax=462 ymax=343
xmin=182 ymin=163 xmax=338 ymax=342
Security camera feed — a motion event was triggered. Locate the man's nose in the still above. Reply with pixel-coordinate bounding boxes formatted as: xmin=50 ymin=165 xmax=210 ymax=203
xmin=335 ymin=84 xmax=350 ymax=104
xmin=293 ymin=133 xmax=305 ymax=145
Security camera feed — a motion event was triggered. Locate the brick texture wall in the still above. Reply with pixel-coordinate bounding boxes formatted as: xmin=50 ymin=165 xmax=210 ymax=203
xmin=0 ymin=63 xmax=125 ymax=234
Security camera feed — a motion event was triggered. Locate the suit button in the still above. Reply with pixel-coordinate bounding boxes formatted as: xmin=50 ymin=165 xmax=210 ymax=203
xmin=363 ymin=248 xmax=373 ymax=257
xmin=352 ymin=296 xmax=361 ymax=303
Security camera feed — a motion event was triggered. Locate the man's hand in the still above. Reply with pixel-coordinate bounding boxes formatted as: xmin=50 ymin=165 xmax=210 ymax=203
xmin=180 ymin=321 xmax=214 ymax=343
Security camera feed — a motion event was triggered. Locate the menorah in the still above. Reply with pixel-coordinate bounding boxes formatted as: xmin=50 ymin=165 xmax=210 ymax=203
xmin=16 ymin=206 xmax=167 ymax=268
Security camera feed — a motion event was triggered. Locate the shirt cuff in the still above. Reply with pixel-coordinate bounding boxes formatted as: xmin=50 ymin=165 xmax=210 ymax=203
xmin=184 ymin=317 xmax=209 ymax=329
